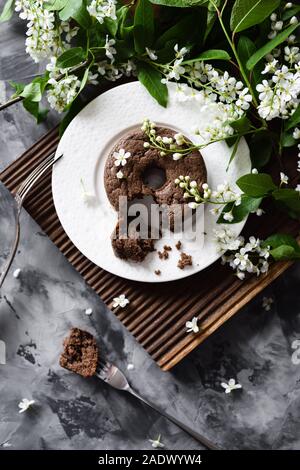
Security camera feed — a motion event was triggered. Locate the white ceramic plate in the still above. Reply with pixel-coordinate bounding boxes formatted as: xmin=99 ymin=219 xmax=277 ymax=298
xmin=52 ymin=82 xmax=251 ymax=283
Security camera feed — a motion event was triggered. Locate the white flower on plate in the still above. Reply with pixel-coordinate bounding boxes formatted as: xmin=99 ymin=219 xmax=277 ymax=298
xmin=80 ymin=179 xmax=96 ymax=205
xmin=104 ymin=35 xmax=116 ymax=62
xmin=149 ymin=434 xmax=165 ymax=448
xmin=146 ymin=47 xmax=157 ymax=61
xmin=18 ymin=398 xmax=35 ymax=413
xmin=221 ymin=379 xmax=242 ymax=394
xmin=113 ymin=149 xmax=131 ymax=167
xmin=262 ymin=296 xmax=274 ymax=311
xmin=112 ymin=294 xmax=129 ymax=308
xmin=280 ymin=172 xmax=289 ymax=185
xmin=116 ymin=170 xmax=125 ymax=179
xmin=185 ymin=317 xmax=199 ymax=333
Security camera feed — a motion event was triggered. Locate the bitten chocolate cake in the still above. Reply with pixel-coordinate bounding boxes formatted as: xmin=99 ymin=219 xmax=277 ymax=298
xmin=59 ymin=328 xmax=99 ymax=378
xmin=104 ymin=127 xmax=207 ymax=262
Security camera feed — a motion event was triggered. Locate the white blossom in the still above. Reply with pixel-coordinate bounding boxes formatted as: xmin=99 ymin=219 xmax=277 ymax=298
xmin=85 ymin=308 xmax=93 ymax=315
xmin=13 ymin=268 xmax=21 ymax=279
xmin=146 ymin=48 xmax=157 ymax=61
xmin=221 ymin=379 xmax=242 ymax=394
xmin=112 ymin=294 xmax=129 ymax=308
xmin=18 ymin=398 xmax=35 ymax=413
xmin=47 ymin=75 xmax=81 ymax=113
xmin=280 ymin=172 xmax=289 ymax=185
xmin=104 ymin=35 xmax=116 ymax=62
xmin=116 ymin=170 xmax=124 ymax=179
xmin=113 ymin=149 xmax=131 ymax=167
xmin=185 ymin=317 xmax=199 ymax=333
xmin=149 ymin=435 xmax=165 ymax=448
xmin=87 ymin=0 xmax=117 ymax=24
xmin=293 ymin=127 xmax=300 ymax=139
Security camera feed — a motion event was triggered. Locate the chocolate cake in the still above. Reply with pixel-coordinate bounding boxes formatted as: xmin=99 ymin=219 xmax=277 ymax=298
xmin=59 ymin=328 xmax=99 ymax=378
xmin=104 ymin=127 xmax=207 ymax=263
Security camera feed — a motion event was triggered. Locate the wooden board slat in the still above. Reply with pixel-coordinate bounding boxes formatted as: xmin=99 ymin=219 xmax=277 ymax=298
xmin=1 ymin=126 xmax=299 ymax=371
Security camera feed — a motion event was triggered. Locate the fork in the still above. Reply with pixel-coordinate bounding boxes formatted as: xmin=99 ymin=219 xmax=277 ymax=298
xmin=0 ymin=152 xmax=63 ymax=288
xmin=96 ymin=358 xmax=221 ymax=450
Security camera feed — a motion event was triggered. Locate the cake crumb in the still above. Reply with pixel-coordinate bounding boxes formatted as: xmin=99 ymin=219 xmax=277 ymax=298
xmin=177 ymin=252 xmax=193 ymax=269
xmin=154 ymin=269 xmax=161 ymax=276
xmin=158 ymin=245 xmax=172 ymax=260
xmin=163 ymin=245 xmax=172 ymax=251
xmin=175 ymin=241 xmax=182 ymax=251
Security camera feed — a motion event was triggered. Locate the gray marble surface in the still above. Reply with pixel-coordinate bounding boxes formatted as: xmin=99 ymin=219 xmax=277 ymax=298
xmin=1 ymin=5 xmax=300 ymax=451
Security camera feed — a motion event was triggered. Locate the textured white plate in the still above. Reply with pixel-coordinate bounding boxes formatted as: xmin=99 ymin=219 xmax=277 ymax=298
xmin=52 ymin=82 xmax=251 ymax=283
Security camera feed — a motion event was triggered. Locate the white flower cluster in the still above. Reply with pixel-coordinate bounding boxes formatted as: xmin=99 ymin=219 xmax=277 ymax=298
xmin=292 ymin=129 xmax=300 ymax=174
xmin=15 ymin=0 xmax=64 ymax=63
xmin=268 ymin=10 xmax=298 ymax=40
xmin=175 ymin=177 xmax=241 ymax=219
xmin=87 ymin=0 xmax=117 ymax=24
xmin=161 ymin=44 xmax=188 ymax=83
xmin=96 ymin=59 xmax=136 ymax=82
xmin=47 ymin=75 xmax=81 ymax=113
xmin=257 ymin=61 xmax=300 ymax=120
xmin=174 ymin=63 xmax=252 ymax=144
xmin=214 ymin=228 xmax=270 ymax=280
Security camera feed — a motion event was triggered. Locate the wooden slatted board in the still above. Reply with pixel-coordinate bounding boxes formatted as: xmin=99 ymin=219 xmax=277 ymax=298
xmin=1 ymin=126 xmax=299 ymax=370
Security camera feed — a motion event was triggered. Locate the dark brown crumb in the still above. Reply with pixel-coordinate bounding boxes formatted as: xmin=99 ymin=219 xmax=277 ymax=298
xmin=158 ymin=249 xmax=169 ymax=260
xmin=154 ymin=269 xmax=161 ymax=276
xmin=163 ymin=245 xmax=172 ymax=251
xmin=175 ymin=241 xmax=182 ymax=251
xmin=59 ymin=328 xmax=99 ymax=378
xmin=177 ymin=252 xmax=193 ymax=269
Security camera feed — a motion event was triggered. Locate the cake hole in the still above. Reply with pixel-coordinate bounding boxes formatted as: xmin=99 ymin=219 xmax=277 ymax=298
xmin=142 ymin=166 xmax=166 ymax=189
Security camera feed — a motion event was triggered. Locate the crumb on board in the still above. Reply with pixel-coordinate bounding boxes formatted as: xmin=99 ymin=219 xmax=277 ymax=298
xmin=154 ymin=270 xmax=161 ymax=276
xmin=175 ymin=241 xmax=182 ymax=251
xmin=177 ymin=252 xmax=193 ymax=269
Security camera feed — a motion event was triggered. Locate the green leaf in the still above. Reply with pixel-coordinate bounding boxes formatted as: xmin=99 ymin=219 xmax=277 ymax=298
xmin=230 ymin=0 xmax=280 ymax=33
xmin=183 ymin=49 xmax=231 ymax=64
xmin=249 ymin=131 xmax=273 ymax=168
xmin=72 ymin=1 xmax=92 ymax=29
xmin=264 ymin=233 xmax=300 ymax=252
xmin=272 ymin=188 xmax=300 ymax=218
xmin=285 ymin=105 xmax=300 ymax=131
xmin=270 ymin=245 xmax=300 ymax=261
xmin=105 ymin=16 xmax=118 ymax=37
xmin=137 ymin=62 xmax=168 ymax=107
xmin=59 ymin=0 xmax=82 ymax=21
xmin=45 ymin=0 xmax=68 ymax=10
xmin=149 ymin=0 xmax=207 ymax=6
xmin=218 ymin=195 xmax=262 ymax=224
xmin=226 ymin=136 xmax=240 ymax=170
xmin=20 ymin=82 xmax=42 ymax=102
xmin=23 ymin=100 xmax=49 ymax=124
xmin=56 ymin=47 xmax=85 ymax=69
xmin=247 ymin=23 xmax=299 ymax=70
xmin=134 ymin=0 xmax=154 ymax=53
xmin=9 ymin=81 xmax=25 ymax=95
xmin=237 ymin=36 xmax=262 ymax=87
xmin=281 ymin=131 xmax=296 ymax=148
xmin=230 ymin=115 xmax=251 ymax=134
xmin=237 ymin=173 xmax=276 ymax=197
xmin=0 ymin=0 xmax=14 ymax=22
xmin=155 ymin=14 xmax=202 ymax=49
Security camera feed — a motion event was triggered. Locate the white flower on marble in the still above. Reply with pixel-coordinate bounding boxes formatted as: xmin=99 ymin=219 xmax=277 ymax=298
xmin=262 ymin=296 xmax=274 ymax=311
xmin=221 ymin=379 xmax=242 ymax=394
xmin=85 ymin=308 xmax=93 ymax=315
xmin=185 ymin=317 xmax=199 ymax=333
xmin=149 ymin=434 xmax=165 ymax=448
xmin=146 ymin=48 xmax=157 ymax=61
xmin=113 ymin=149 xmax=131 ymax=167
xmin=18 ymin=398 xmax=35 ymax=413
xmin=116 ymin=170 xmax=125 ymax=179
xmin=13 ymin=268 xmax=21 ymax=279
xmin=291 ymin=339 xmax=300 ymax=365
xmin=112 ymin=294 xmax=129 ymax=308
xmin=127 ymin=363 xmax=134 ymax=370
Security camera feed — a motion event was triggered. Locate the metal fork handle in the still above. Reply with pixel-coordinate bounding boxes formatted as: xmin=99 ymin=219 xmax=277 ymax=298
xmin=125 ymin=386 xmax=222 ymax=450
